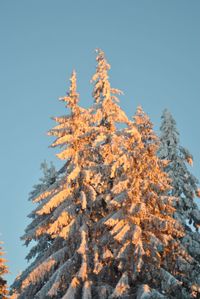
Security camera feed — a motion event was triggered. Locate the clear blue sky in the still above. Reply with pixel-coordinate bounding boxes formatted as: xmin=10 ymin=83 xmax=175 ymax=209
xmin=0 ymin=0 xmax=200 ymax=285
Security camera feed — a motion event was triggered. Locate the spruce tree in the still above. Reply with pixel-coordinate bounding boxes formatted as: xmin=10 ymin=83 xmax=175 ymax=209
xmin=0 ymin=242 xmax=8 ymax=299
xmin=10 ymin=71 xmax=97 ymax=298
xmin=133 ymin=107 xmax=200 ymax=298
xmin=158 ymin=109 xmax=200 ymax=284
xmin=158 ymin=109 xmax=200 ymax=230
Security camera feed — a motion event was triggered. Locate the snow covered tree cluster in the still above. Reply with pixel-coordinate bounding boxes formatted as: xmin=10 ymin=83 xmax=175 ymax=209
xmin=8 ymin=50 xmax=200 ymax=298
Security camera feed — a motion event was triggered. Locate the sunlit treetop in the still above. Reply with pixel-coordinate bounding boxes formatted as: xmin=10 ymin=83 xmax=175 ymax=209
xmin=60 ymin=70 xmax=79 ymax=111
xmin=90 ymin=49 xmax=129 ymax=131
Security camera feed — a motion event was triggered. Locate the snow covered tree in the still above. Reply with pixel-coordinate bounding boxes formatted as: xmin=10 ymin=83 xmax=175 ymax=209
xmin=158 ymin=109 xmax=200 ymax=283
xmin=0 ymin=242 xmax=8 ymax=299
xmin=158 ymin=109 xmax=200 ymax=230
xmin=134 ymin=107 xmax=200 ymax=298
xmin=10 ymin=71 xmax=98 ymax=299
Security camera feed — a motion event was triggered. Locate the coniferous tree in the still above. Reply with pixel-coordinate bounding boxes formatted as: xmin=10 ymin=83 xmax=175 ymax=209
xmin=0 ymin=242 xmax=8 ymax=299
xmin=133 ymin=107 xmax=200 ymax=298
xmin=10 ymin=71 xmax=97 ymax=299
xmin=158 ymin=109 xmax=200 ymax=230
xmin=158 ymin=109 xmax=200 ymax=285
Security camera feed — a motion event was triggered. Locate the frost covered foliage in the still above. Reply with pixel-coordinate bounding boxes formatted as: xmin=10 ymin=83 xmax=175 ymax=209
xmin=10 ymin=51 xmax=200 ymax=298
xmin=158 ymin=109 xmax=200 ymax=230
xmin=0 ymin=242 xmax=9 ymax=299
